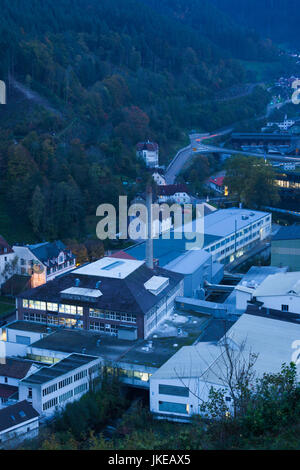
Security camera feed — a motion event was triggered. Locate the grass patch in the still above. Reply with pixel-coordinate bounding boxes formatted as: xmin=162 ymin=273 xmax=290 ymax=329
xmin=0 ymin=296 xmax=15 ymax=318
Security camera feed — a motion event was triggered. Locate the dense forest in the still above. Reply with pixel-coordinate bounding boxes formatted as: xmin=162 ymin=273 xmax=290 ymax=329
xmin=0 ymin=0 xmax=292 ymax=243
xmin=214 ymin=0 xmax=300 ymax=49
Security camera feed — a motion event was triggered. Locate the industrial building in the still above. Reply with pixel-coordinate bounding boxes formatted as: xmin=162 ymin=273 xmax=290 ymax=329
xmin=126 ymin=208 xmax=271 ymax=296
xmin=271 ymin=225 xmax=300 ymax=271
xmin=150 ymin=312 xmax=300 ymax=421
xmin=19 ymin=354 xmax=102 ymax=418
xmin=16 ymin=257 xmax=184 ymax=340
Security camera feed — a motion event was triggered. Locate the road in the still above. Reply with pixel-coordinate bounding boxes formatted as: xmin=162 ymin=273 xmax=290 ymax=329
xmin=165 ymin=130 xmax=300 ymax=184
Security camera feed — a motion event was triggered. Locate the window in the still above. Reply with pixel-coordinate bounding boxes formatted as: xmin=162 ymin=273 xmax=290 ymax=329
xmin=159 ymin=384 xmax=189 ymax=397
xmin=4 ymin=377 xmax=7 ymax=384
xmin=58 ymin=376 xmax=73 ymax=389
xmin=27 ymin=388 xmax=32 ymax=399
xmin=74 ymin=370 xmax=87 ymax=382
xmin=158 ymin=401 xmax=188 ymax=414
xmin=282 ymin=304 xmax=289 ymax=312
xmin=74 ymin=383 xmax=88 ymax=395
xmin=59 ymin=390 xmax=73 ymax=403
xmin=43 ymin=397 xmax=58 ymax=411
xmin=43 ymin=384 xmax=58 ymax=396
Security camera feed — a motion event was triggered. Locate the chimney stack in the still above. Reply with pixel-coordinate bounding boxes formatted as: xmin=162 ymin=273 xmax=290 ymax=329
xmin=146 ymin=184 xmax=154 ymax=269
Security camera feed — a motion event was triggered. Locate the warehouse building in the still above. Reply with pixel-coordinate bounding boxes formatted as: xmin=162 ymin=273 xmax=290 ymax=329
xmin=150 ymin=312 xmax=300 ymax=421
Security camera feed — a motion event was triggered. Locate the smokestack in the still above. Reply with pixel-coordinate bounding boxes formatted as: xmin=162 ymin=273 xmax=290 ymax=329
xmin=146 ymin=184 xmax=154 ymax=269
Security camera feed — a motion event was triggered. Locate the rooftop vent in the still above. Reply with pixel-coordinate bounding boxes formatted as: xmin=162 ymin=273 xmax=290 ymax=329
xmin=75 ymin=278 xmax=80 ymax=287
xmin=96 ymin=281 xmax=101 ymax=289
xmin=241 ymin=215 xmax=249 ymax=220
xmin=82 ymin=347 xmax=87 ymax=354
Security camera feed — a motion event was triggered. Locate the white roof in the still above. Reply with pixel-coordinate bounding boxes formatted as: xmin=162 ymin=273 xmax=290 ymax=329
xmin=152 ymin=313 xmax=300 ymax=384
xmin=74 ymin=257 xmax=144 ymax=279
xmin=254 ymin=271 xmax=300 ymax=297
xmin=164 ymin=249 xmax=211 ymax=274
xmin=60 ymin=287 xmax=103 ymax=298
xmin=174 ymin=208 xmax=270 ymax=239
xmin=144 ymin=276 xmax=169 ymax=295
xmin=151 ymin=342 xmax=222 ymax=381
xmin=227 ymin=314 xmax=300 ymax=377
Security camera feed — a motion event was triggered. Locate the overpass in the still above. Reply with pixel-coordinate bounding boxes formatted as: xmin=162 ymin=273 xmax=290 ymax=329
xmin=165 ymin=137 xmax=300 ymax=184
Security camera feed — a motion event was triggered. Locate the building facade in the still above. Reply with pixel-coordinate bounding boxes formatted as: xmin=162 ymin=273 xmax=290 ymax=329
xmin=19 ymin=354 xmax=102 ymax=418
xmin=136 ymin=141 xmax=159 ymax=168
xmin=16 ymin=258 xmax=184 ymax=340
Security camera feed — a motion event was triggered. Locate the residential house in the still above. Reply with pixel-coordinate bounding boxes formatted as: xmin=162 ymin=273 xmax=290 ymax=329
xmin=13 ymin=241 xmax=76 ymax=288
xmin=0 ymin=400 xmax=39 ymax=448
xmin=136 ymin=141 xmax=159 ymax=168
xmin=157 ymin=184 xmax=191 ymax=204
xmin=0 ymin=236 xmax=17 ymax=288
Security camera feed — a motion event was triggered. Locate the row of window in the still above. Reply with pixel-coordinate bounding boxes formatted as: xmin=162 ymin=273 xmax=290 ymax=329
xmin=42 ymin=384 xmax=57 ymax=397
xmin=74 ymin=370 xmax=87 ymax=382
xmin=89 ymin=322 xmax=118 ymax=336
xmin=89 ymin=309 xmax=136 ymax=323
xmin=59 ymin=377 xmax=73 ymax=389
xmin=23 ymin=300 xmax=83 ymax=316
xmin=23 ymin=312 xmax=83 ymax=329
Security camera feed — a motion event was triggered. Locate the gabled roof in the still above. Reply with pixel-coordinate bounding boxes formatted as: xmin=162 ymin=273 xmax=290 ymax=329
xmin=0 ymin=358 xmax=35 ymax=379
xmin=27 ymin=241 xmax=74 ymax=264
xmin=272 ymin=224 xmax=300 ymax=241
xmin=136 ymin=141 xmax=158 ymax=152
xmin=0 ymin=384 xmax=18 ymax=399
xmin=0 ymin=401 xmax=39 ymax=433
xmin=209 ymin=176 xmax=225 ymax=187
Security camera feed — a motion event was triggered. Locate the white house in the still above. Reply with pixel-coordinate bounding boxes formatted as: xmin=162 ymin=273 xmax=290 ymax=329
xmin=236 ymin=271 xmax=300 ymax=315
xmin=136 ymin=141 xmax=159 ymax=168
xmin=13 ymin=241 xmax=76 ymax=288
xmin=152 ymin=171 xmax=166 ymax=186
xmin=0 ymin=400 xmax=39 ymax=448
xmin=0 ymin=358 xmax=41 ymax=409
xmin=19 ymin=353 xmax=102 ymax=418
xmin=157 ymin=184 xmax=191 ymax=204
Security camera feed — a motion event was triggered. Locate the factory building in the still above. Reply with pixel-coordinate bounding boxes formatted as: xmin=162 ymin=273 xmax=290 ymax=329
xmin=16 ymin=257 xmax=184 ymax=340
xmin=19 ymin=354 xmax=102 ymax=418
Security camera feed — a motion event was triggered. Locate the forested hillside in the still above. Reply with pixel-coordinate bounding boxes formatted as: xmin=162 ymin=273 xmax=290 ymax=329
xmin=0 ymin=0 xmax=285 ymax=242
xmin=214 ymin=0 xmax=300 ymax=48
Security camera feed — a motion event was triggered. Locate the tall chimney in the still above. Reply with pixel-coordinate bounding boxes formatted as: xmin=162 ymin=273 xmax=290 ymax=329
xmin=146 ymin=184 xmax=154 ymax=269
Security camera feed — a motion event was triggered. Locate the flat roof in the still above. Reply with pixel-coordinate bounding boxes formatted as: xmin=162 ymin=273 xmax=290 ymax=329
xmin=5 ymin=321 xmax=58 ymax=334
xmin=21 ymin=353 xmax=98 ymax=386
xmin=176 ymin=208 xmax=270 ymax=240
xmin=29 ymin=313 xmax=212 ymax=369
xmin=164 ymin=249 xmax=211 ymax=274
xmin=126 ymin=235 xmax=220 ymax=267
xmin=152 ymin=312 xmax=300 ymax=382
xmin=74 ymin=257 xmax=144 ymax=279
